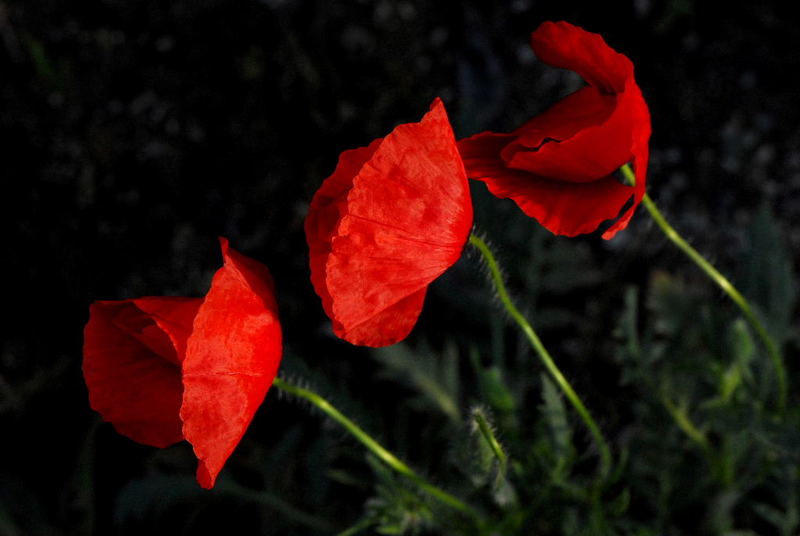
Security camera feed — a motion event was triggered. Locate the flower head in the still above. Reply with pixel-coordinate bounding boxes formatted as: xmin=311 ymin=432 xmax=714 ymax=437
xmin=83 ymin=238 xmax=282 ymax=488
xmin=459 ymin=21 xmax=651 ymax=239
xmin=305 ymin=98 xmax=473 ymax=347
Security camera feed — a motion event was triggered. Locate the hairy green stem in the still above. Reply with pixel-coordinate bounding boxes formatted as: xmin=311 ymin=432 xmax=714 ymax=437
xmin=469 ymin=233 xmax=613 ymax=479
xmin=272 ymin=377 xmax=480 ymax=519
xmin=472 ymin=407 xmax=508 ymax=477
xmin=623 ymin=164 xmax=788 ymax=411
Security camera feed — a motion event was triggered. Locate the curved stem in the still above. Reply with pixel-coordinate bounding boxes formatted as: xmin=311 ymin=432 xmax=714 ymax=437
xmin=661 ymin=396 xmax=712 ymax=455
xmin=271 ymin=377 xmax=480 ymax=519
xmin=469 ymin=233 xmax=613 ymax=479
xmin=625 ymin=164 xmax=787 ymax=411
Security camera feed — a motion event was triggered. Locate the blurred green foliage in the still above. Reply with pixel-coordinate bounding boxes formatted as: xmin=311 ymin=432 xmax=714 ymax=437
xmin=96 ymin=206 xmax=798 ymax=536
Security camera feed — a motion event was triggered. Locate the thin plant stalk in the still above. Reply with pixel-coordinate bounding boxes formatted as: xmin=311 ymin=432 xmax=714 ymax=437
xmin=622 ymin=163 xmax=788 ymax=411
xmin=472 ymin=407 xmax=508 ymax=478
xmin=271 ymin=377 xmax=480 ymax=520
xmin=469 ymin=233 xmax=613 ymax=479
xmin=335 ymin=517 xmax=374 ymax=536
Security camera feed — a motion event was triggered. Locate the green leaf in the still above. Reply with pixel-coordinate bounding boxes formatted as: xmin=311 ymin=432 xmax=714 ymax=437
xmin=477 ymin=366 xmax=515 ymax=416
xmin=116 ymin=474 xmax=333 ymax=532
xmin=609 ymin=487 xmax=631 ymax=517
xmin=364 ymin=456 xmax=436 ymax=536
xmin=725 ymin=319 xmax=756 ymax=396
xmin=621 ymin=286 xmax=641 ymax=358
xmin=539 ymin=374 xmax=574 ymax=479
xmin=738 ymin=203 xmax=796 ymax=342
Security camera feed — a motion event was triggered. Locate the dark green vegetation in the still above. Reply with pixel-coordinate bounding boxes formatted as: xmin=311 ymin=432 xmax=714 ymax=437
xmin=2 ymin=1 xmax=799 ymax=534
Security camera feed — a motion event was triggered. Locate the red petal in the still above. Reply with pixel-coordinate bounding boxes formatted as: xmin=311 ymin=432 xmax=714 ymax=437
xmin=504 ymin=86 xmax=616 ymax=154
xmin=502 ymin=85 xmax=635 ymax=182
xmin=461 ymin=142 xmax=635 ymax=237
xmin=131 ymin=297 xmax=202 ymax=364
xmin=180 ymin=238 xmax=282 ymax=489
xmin=333 ymin=289 xmax=427 ymax=347
xmin=531 ymin=21 xmax=632 ymax=94
xmin=602 ymin=95 xmax=651 ymax=239
xmin=458 ymin=132 xmax=518 ymax=174
xmin=305 ymin=138 xmax=383 ymax=332
xmin=306 ymin=98 xmax=472 ymax=347
xmin=83 ymin=298 xmax=200 ymax=447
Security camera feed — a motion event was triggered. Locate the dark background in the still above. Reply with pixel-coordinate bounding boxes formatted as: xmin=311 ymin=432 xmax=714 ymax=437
xmin=2 ymin=0 xmax=799 ymax=534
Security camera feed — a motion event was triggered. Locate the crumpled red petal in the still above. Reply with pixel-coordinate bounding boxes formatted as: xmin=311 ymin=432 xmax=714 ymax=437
xmin=503 ymin=86 xmax=616 ymax=161
xmin=458 ymin=21 xmax=651 ymax=239
xmin=83 ymin=297 xmax=200 ymax=447
xmin=305 ymin=98 xmax=472 ymax=347
xmin=181 ymin=238 xmax=283 ymax=489
xmin=83 ymin=239 xmax=282 ymax=488
xmin=502 ymin=84 xmax=637 ymax=183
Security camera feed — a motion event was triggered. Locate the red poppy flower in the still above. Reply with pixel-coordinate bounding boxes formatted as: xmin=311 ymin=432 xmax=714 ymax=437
xmin=305 ymin=98 xmax=473 ymax=347
xmin=83 ymin=238 xmax=282 ymax=489
xmin=458 ymin=21 xmax=651 ymax=239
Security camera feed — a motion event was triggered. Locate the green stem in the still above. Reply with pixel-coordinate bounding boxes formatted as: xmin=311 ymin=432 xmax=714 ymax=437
xmin=624 ymin=164 xmax=788 ymax=411
xmin=271 ymin=377 xmax=480 ymax=519
xmin=472 ymin=407 xmax=508 ymax=477
xmin=469 ymin=234 xmax=613 ymax=479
